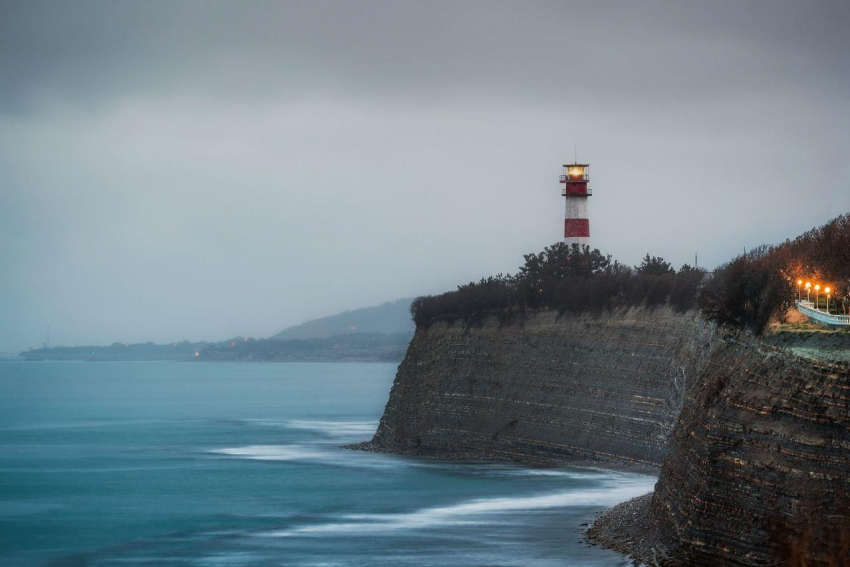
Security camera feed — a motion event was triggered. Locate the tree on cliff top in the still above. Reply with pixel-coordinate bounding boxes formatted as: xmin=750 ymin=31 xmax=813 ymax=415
xmin=410 ymin=244 xmax=700 ymax=328
xmin=637 ymin=254 xmax=675 ymax=276
xmin=519 ymin=243 xmax=611 ymax=283
xmin=699 ymin=248 xmax=790 ymax=334
xmin=698 ymin=213 xmax=850 ymax=333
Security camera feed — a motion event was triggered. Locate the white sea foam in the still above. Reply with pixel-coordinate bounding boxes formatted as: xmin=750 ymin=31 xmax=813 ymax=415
xmin=262 ymin=478 xmax=656 ymax=537
xmin=209 ymin=443 xmax=403 ymax=472
xmin=238 ymin=418 xmax=377 ymax=440
xmin=209 ymin=445 xmax=326 ymax=461
xmin=417 ymin=462 xmax=616 ymax=481
xmin=210 ymin=443 xmax=636 ymax=487
xmin=286 ymin=420 xmax=377 ymax=437
xmin=499 ymin=467 xmax=605 ymax=479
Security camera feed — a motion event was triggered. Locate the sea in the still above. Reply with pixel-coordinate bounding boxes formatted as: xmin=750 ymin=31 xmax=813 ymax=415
xmin=0 ymin=361 xmax=654 ymax=566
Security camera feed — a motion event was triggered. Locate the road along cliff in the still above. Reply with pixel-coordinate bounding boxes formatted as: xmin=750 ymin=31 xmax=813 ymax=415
xmin=356 ymin=306 xmax=714 ymax=470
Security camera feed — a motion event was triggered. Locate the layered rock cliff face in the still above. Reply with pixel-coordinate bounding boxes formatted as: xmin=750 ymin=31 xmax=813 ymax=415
xmin=365 ymin=304 xmax=850 ymax=564
xmin=647 ymin=331 xmax=850 ymax=565
xmin=367 ymin=307 xmax=713 ymax=469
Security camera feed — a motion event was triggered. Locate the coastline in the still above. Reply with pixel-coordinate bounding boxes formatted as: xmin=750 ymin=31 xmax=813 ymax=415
xmin=344 ymin=440 xmax=661 ymax=476
xmin=585 ymin=494 xmax=670 ymax=566
xmin=346 ymin=440 xmax=662 ymax=564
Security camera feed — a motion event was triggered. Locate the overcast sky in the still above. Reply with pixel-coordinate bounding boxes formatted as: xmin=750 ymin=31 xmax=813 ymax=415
xmin=1 ymin=0 xmax=849 ymax=351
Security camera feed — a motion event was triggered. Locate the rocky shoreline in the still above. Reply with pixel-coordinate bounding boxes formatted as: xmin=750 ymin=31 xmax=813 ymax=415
xmin=584 ymin=494 xmax=673 ymax=566
xmin=589 ymin=331 xmax=850 ymax=566
xmin=354 ymin=304 xmax=849 ymax=565
xmin=347 ymin=439 xmax=666 ymax=562
xmin=346 ymin=439 xmax=667 ymax=563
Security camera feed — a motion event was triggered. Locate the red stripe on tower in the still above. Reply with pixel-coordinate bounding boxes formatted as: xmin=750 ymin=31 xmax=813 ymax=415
xmin=565 ymin=218 xmax=590 ymax=238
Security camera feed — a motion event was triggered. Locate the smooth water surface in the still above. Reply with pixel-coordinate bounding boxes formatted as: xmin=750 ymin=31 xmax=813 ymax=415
xmin=0 ymin=362 xmax=653 ymax=566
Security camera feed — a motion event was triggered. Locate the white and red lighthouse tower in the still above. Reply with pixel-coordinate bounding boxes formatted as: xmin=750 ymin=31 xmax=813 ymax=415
xmin=559 ymin=162 xmax=591 ymax=246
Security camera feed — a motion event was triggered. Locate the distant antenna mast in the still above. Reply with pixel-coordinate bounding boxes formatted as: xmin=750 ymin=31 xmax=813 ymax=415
xmin=695 ymin=252 xmax=698 ymax=269
xmin=574 ymin=145 xmax=577 ymax=163
xmin=44 ymin=322 xmax=50 ymax=349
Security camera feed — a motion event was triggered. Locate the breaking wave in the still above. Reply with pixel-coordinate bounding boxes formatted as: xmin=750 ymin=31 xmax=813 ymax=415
xmin=261 ymin=478 xmax=656 ymax=537
xmin=285 ymin=420 xmax=377 ymax=437
xmin=209 ymin=445 xmax=327 ymax=461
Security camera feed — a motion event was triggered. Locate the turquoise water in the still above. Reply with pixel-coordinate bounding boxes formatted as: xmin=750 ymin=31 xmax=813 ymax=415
xmin=0 ymin=361 xmax=652 ymax=566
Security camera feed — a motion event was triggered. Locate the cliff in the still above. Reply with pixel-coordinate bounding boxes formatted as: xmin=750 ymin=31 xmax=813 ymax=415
xmin=643 ymin=331 xmax=850 ymax=565
xmin=587 ymin=329 xmax=850 ymax=566
xmin=363 ymin=303 xmax=850 ymax=565
xmin=363 ymin=307 xmax=713 ymax=469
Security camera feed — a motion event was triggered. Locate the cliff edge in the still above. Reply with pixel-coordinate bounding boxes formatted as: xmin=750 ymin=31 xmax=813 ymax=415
xmin=589 ymin=330 xmax=850 ymax=566
xmin=359 ymin=306 xmax=712 ymax=470
xmin=648 ymin=331 xmax=850 ymax=565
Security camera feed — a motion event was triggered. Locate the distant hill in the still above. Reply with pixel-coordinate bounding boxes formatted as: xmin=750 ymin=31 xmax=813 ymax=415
xmin=200 ymin=333 xmax=411 ymax=363
xmin=19 ymin=298 xmax=418 ymax=363
xmin=20 ymin=341 xmax=211 ymax=362
xmin=272 ymin=298 xmax=416 ymax=340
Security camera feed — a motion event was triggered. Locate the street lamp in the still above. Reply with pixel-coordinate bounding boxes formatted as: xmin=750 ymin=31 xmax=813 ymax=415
xmin=815 ymin=284 xmax=821 ymax=310
xmin=825 ymin=287 xmax=831 ymax=313
xmin=797 ymin=279 xmax=803 ymax=300
xmin=805 ymin=281 xmax=812 ymax=303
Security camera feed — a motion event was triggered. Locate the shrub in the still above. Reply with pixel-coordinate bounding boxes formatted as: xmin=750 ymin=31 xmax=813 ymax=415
xmin=410 ymin=245 xmax=705 ymax=328
xmin=411 ymin=215 xmax=848 ymax=334
xmin=698 ymin=214 xmax=850 ymax=333
xmin=698 ymin=250 xmax=792 ymax=334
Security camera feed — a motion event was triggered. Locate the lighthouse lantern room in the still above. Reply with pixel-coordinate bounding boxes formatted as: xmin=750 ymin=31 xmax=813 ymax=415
xmin=559 ymin=162 xmax=592 ymax=246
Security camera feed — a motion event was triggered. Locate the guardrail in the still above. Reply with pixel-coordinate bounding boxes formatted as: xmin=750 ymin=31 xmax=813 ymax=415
xmin=796 ymin=300 xmax=850 ymax=327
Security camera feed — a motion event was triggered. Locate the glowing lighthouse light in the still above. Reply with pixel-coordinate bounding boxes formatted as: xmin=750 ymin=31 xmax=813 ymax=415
xmin=558 ymin=160 xmax=592 ymax=246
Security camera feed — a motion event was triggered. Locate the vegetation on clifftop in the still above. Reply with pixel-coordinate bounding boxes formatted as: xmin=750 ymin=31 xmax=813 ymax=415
xmin=700 ymin=213 xmax=850 ymax=333
xmin=410 ymin=243 xmax=704 ymax=327
xmin=411 ymin=214 xmax=850 ymax=334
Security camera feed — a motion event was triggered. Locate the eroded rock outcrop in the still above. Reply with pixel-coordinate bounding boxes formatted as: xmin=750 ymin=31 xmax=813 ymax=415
xmin=361 ymin=304 xmax=850 ymax=565
xmin=364 ymin=307 xmax=713 ymax=469
xmin=646 ymin=331 xmax=850 ymax=566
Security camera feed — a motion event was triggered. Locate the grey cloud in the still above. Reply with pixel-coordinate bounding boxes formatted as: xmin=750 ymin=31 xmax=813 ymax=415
xmin=2 ymin=1 xmax=848 ymax=112
xmin=1 ymin=1 xmax=848 ymax=351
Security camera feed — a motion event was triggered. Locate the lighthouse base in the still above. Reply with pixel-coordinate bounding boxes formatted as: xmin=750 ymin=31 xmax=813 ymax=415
xmin=564 ymin=236 xmax=590 ymax=247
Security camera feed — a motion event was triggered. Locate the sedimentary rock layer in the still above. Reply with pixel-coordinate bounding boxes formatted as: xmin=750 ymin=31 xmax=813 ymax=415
xmin=368 ymin=307 xmax=712 ymax=469
xmin=648 ymin=331 xmax=850 ymax=565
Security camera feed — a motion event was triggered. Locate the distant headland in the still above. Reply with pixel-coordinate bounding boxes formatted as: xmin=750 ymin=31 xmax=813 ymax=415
xmin=18 ymin=298 xmax=415 ymax=363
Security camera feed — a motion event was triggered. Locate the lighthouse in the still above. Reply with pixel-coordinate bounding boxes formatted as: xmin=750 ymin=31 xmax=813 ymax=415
xmin=559 ymin=162 xmax=591 ymax=246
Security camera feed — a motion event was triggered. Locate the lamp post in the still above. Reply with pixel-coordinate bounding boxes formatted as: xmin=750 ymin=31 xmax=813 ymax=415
xmin=805 ymin=282 xmax=811 ymax=303
xmin=797 ymin=279 xmax=803 ymax=300
xmin=815 ymin=284 xmax=821 ymax=310
xmin=825 ymin=287 xmax=831 ymax=314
